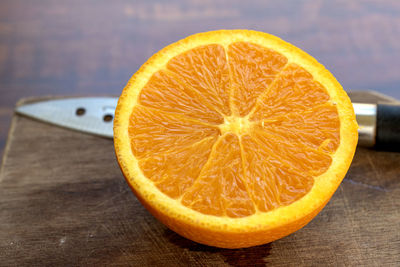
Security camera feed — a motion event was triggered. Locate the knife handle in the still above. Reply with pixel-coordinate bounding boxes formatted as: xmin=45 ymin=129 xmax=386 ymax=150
xmin=376 ymin=103 xmax=400 ymax=150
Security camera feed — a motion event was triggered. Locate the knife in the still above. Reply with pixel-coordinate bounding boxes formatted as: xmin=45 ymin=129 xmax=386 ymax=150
xmin=15 ymin=97 xmax=400 ymax=150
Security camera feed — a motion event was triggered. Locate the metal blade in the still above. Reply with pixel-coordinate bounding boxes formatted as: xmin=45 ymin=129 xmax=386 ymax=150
xmin=15 ymin=97 xmax=118 ymax=138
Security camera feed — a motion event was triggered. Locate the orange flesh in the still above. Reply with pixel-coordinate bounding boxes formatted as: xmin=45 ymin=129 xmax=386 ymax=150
xmin=129 ymin=42 xmax=340 ymax=218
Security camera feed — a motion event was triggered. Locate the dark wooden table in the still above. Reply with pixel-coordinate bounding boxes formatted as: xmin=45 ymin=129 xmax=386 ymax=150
xmin=1 ymin=0 xmax=400 ymax=158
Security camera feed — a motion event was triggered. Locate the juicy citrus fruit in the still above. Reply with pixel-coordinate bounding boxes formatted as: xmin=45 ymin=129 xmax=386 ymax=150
xmin=114 ymin=30 xmax=358 ymax=248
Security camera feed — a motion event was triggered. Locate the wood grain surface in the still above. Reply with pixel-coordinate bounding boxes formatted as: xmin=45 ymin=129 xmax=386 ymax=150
xmin=0 ymin=91 xmax=399 ymax=266
xmin=1 ymin=0 xmax=400 ymax=157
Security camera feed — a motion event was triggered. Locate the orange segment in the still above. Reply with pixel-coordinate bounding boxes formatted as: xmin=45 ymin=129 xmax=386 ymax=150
xmin=167 ymin=44 xmax=231 ymax=116
xmin=241 ymin=134 xmax=314 ymax=211
xmin=128 ymin=106 xmax=220 ymax=158
xmin=139 ymin=136 xmax=218 ymax=199
xmin=114 ymin=30 xmax=358 ymax=248
xmin=240 ymin=134 xmax=281 ymax=212
xmin=250 ymin=63 xmax=331 ymax=121
xmin=273 ymin=165 xmax=314 ymax=206
xmin=139 ymin=70 xmax=224 ymax=125
xmin=228 ymin=42 xmax=288 ymax=116
xmin=258 ymin=104 xmax=340 ymax=153
xmin=251 ymin=129 xmax=332 ymax=177
xmin=181 ymin=134 xmax=255 ymax=218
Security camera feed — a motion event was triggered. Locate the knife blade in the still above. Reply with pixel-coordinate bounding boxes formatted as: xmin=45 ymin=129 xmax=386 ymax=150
xmin=15 ymin=97 xmax=117 ymax=138
xmin=15 ymin=97 xmax=400 ymax=149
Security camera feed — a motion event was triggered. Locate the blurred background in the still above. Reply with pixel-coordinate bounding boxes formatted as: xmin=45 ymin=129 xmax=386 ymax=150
xmin=0 ymin=0 xmax=400 ymax=156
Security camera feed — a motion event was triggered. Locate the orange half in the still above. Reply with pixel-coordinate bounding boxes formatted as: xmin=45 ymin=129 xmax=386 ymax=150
xmin=114 ymin=30 xmax=358 ymax=248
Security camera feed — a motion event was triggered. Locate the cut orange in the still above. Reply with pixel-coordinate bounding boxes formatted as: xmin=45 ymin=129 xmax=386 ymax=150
xmin=114 ymin=30 xmax=358 ymax=248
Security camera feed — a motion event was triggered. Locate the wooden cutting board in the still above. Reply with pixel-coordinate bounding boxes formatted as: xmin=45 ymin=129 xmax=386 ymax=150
xmin=1 ymin=91 xmax=399 ymax=266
